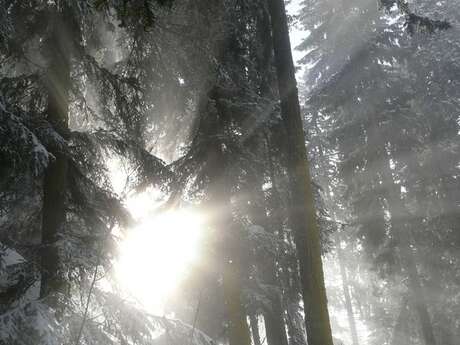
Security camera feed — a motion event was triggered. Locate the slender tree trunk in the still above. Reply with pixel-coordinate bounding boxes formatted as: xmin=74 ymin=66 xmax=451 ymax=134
xmin=335 ymin=230 xmax=359 ymax=345
xmin=247 ymin=9 xmax=290 ymax=344
xmin=40 ymin=7 xmax=71 ymax=301
xmin=261 ymin=244 xmax=290 ymax=345
xmin=264 ymin=299 xmax=289 ymax=345
xmin=285 ymin=301 xmax=308 ymax=345
xmin=246 ymin=177 xmax=289 ymax=345
xmin=250 ymin=314 xmax=262 ymax=345
xmin=266 ymin=144 xmax=306 ymax=345
xmin=266 ymin=1 xmax=334 ymax=345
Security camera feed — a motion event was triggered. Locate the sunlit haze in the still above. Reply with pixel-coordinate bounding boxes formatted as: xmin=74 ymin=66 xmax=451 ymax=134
xmin=107 ymin=158 xmax=205 ymax=314
xmin=3 ymin=0 xmax=458 ymax=344
xmin=116 ymin=208 xmax=205 ymax=314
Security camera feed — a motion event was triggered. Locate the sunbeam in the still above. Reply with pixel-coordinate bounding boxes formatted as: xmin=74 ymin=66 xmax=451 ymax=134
xmin=116 ymin=209 xmax=205 ymax=314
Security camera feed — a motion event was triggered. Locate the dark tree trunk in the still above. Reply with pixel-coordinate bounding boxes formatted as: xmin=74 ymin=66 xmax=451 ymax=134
xmin=266 ymin=1 xmax=334 ymax=344
xmin=40 ymin=7 xmax=71 ymax=301
xmin=264 ymin=299 xmax=289 ymax=345
xmin=250 ymin=314 xmax=262 ymax=345
xmin=245 ymin=168 xmax=289 ymax=345
xmin=285 ymin=301 xmax=308 ymax=345
xmin=246 ymin=9 xmax=290 ymax=344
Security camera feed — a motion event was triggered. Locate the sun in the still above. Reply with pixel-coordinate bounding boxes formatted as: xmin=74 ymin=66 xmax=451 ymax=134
xmin=115 ymin=208 xmax=205 ymax=314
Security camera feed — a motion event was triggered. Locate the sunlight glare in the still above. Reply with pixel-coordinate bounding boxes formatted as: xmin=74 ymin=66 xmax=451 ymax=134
xmin=116 ymin=209 xmax=204 ymax=314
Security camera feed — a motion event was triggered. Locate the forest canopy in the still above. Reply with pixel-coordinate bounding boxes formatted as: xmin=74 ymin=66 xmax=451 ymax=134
xmin=0 ymin=1 xmax=458 ymax=345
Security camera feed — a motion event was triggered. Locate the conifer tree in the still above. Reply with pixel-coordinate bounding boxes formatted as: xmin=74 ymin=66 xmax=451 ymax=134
xmin=266 ymin=1 xmax=334 ymax=344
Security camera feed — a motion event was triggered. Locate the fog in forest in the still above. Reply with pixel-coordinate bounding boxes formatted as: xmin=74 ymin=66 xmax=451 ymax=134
xmin=1 ymin=1 xmax=458 ymax=345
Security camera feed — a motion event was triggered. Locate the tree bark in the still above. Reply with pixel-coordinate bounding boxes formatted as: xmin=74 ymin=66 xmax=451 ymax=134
xmin=264 ymin=298 xmax=289 ymax=345
xmin=266 ymin=1 xmax=334 ymax=345
xmin=250 ymin=314 xmax=262 ymax=345
xmin=40 ymin=7 xmax=71 ymax=301
xmin=285 ymin=301 xmax=308 ymax=345
xmin=266 ymin=138 xmax=307 ymax=345
xmin=245 ymin=172 xmax=289 ymax=345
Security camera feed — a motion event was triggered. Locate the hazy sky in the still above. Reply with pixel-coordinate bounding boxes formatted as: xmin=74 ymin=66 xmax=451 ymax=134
xmin=286 ymin=0 xmax=310 ymax=78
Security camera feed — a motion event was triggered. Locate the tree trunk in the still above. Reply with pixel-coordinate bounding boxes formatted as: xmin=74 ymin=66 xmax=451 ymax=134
xmin=250 ymin=314 xmax=262 ymax=345
xmin=246 ymin=9 xmax=290 ymax=344
xmin=40 ymin=7 xmax=71 ymax=301
xmin=264 ymin=300 xmax=289 ymax=345
xmin=246 ymin=176 xmax=289 ymax=345
xmin=335 ymin=230 xmax=359 ymax=345
xmin=285 ymin=301 xmax=308 ymax=345
xmin=266 ymin=1 xmax=334 ymax=345
xmin=266 ymin=138 xmax=307 ymax=345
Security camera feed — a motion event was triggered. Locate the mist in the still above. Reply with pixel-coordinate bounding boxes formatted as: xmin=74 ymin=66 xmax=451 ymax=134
xmin=1 ymin=1 xmax=458 ymax=345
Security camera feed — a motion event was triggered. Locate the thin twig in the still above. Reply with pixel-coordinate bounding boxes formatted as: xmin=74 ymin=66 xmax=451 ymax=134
xmin=74 ymin=226 xmax=112 ymax=345
xmin=188 ymin=289 xmax=203 ymax=345
xmin=74 ymin=261 xmax=99 ymax=345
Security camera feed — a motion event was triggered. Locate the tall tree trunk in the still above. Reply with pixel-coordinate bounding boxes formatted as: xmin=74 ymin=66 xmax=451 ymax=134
xmin=285 ymin=301 xmax=308 ymax=345
xmin=246 ymin=173 xmax=289 ymax=345
xmin=250 ymin=314 xmax=262 ymax=345
xmin=267 ymin=140 xmax=305 ymax=345
xmin=266 ymin=1 xmax=334 ymax=345
xmin=264 ymin=297 xmax=289 ymax=345
xmin=40 ymin=7 xmax=71 ymax=301
xmin=260 ymin=234 xmax=290 ymax=345
xmin=335 ymin=230 xmax=359 ymax=345
xmin=266 ymin=138 xmax=307 ymax=345
xmin=247 ymin=9 xmax=290 ymax=344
